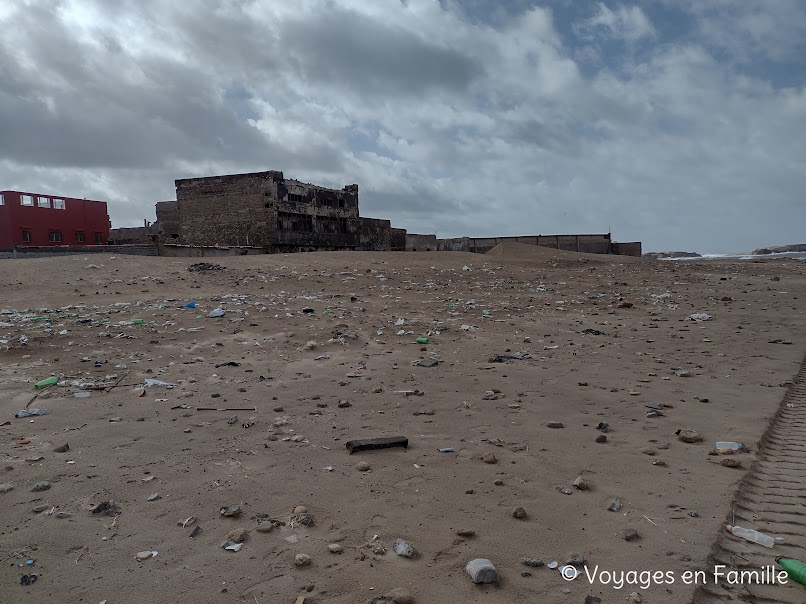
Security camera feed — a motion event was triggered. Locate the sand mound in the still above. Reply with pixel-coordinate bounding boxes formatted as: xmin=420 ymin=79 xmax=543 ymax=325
xmin=485 ymin=241 xmax=644 ymax=264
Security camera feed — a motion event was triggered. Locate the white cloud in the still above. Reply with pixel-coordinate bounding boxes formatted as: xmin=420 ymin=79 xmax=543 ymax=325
xmin=0 ymin=0 xmax=803 ymax=252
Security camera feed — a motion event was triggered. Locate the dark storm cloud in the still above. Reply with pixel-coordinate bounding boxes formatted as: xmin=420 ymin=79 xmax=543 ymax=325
xmin=279 ymin=5 xmax=482 ymax=96
xmin=0 ymin=2 xmax=341 ymax=171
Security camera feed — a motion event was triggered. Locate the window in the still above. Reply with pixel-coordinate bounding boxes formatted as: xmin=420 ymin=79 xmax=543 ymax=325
xmin=49 ymin=231 xmax=63 ymax=242
xmin=21 ymin=229 xmax=31 ymax=243
xmin=53 ymin=199 xmax=65 ymax=209
xmin=287 ymin=193 xmax=304 ymax=203
xmin=38 ymin=196 xmax=50 ymax=208
xmin=0 ymin=193 xmax=4 ymax=205
xmin=75 ymin=232 xmax=85 ymax=243
xmin=339 ymin=199 xmax=345 ymax=208
xmin=21 ymin=195 xmax=34 ymax=206
xmin=95 ymin=233 xmax=103 ymax=244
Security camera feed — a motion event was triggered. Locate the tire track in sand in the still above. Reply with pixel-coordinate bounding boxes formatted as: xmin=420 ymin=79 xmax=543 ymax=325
xmin=692 ymin=355 xmax=806 ymax=603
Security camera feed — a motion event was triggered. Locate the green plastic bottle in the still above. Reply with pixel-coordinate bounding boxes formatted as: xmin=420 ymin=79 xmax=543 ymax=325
xmin=35 ymin=376 xmax=59 ymax=390
xmin=777 ymin=557 xmax=806 ymax=587
xmin=415 ymin=337 xmax=429 ymax=344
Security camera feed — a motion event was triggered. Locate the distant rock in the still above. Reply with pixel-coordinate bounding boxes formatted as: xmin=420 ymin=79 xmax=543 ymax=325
xmin=643 ymin=251 xmax=702 ymax=259
xmin=752 ymin=243 xmax=806 ymax=255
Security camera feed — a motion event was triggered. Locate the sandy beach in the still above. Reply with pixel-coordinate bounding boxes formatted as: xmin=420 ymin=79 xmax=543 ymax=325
xmin=1 ymin=244 xmax=805 ymax=604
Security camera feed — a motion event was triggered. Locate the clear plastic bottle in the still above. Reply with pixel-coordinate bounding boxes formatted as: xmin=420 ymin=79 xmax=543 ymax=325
xmin=726 ymin=524 xmax=775 ymax=548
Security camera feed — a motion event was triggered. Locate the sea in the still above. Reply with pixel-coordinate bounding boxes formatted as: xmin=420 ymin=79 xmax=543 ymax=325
xmin=663 ymin=252 xmax=806 ymax=262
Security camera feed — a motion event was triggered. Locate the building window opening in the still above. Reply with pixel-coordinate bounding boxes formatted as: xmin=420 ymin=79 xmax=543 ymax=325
xmin=0 ymin=193 xmax=5 ymax=205
xmin=21 ymin=229 xmax=32 ymax=243
xmin=287 ymin=193 xmax=304 ymax=203
xmin=75 ymin=232 xmax=85 ymax=243
xmin=38 ymin=196 xmax=50 ymax=208
xmin=95 ymin=233 xmax=102 ymax=244
xmin=21 ymin=195 xmax=34 ymax=206
xmin=49 ymin=231 xmax=63 ymax=243
xmin=53 ymin=199 xmax=65 ymax=209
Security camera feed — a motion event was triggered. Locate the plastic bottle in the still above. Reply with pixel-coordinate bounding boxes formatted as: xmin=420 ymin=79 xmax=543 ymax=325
xmin=726 ymin=524 xmax=775 ymax=548
xmin=776 ymin=557 xmax=806 ymax=587
xmin=35 ymin=376 xmax=58 ymax=390
xmin=415 ymin=337 xmax=429 ymax=344
xmin=716 ymin=441 xmax=744 ymax=451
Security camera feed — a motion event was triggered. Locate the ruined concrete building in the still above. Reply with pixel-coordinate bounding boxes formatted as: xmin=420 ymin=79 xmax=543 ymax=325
xmin=160 ymin=170 xmax=396 ymax=252
xmin=135 ymin=169 xmax=640 ymax=257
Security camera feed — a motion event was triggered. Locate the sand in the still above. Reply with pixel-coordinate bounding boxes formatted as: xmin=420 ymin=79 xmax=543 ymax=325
xmin=1 ymin=245 xmax=804 ymax=604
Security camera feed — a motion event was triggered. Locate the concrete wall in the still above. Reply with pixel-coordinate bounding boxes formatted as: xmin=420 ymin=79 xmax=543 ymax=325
xmin=436 ymin=234 xmax=617 ymax=255
xmin=405 ymin=233 xmax=438 ymax=251
xmin=391 ymin=228 xmax=407 ymax=251
xmin=358 ymin=217 xmax=392 ymax=251
xmin=0 ymin=244 xmax=157 ymax=259
xmin=109 ymin=226 xmax=156 ymax=244
xmin=612 ymin=241 xmax=642 ymax=257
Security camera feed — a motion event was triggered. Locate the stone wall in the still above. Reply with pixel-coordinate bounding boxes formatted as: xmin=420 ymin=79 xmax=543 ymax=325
xmin=175 ymin=171 xmax=361 ymax=250
xmin=109 ymin=226 xmax=156 ymax=244
xmin=175 ymin=171 xmax=281 ymax=247
xmin=155 ymin=201 xmax=179 ymax=238
xmin=435 ymin=234 xmax=622 ymax=255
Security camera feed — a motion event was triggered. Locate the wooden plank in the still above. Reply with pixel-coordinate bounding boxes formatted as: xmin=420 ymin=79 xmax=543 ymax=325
xmin=346 ymin=436 xmax=408 ymax=454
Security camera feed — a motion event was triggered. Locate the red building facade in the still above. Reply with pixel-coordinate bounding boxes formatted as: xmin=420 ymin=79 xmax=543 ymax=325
xmin=0 ymin=191 xmax=110 ymax=250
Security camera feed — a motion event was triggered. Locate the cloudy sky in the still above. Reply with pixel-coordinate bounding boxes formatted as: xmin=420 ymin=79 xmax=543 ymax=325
xmin=1 ymin=1 xmax=805 ymax=252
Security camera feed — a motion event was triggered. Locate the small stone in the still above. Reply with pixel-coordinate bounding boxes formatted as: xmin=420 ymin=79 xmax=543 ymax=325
xmin=512 ymin=507 xmax=527 ymax=519
xmin=227 ymin=528 xmax=249 ymax=543
xmin=294 ymin=553 xmax=312 ymax=566
xmin=147 ymin=493 xmax=161 ymax=502
xmin=0 ymin=483 xmax=13 ymax=493
xmin=135 ymin=551 xmax=154 ymax=561
xmin=255 ymin=523 xmax=274 ymax=533
xmin=546 ymin=421 xmax=564 ymax=428
xmin=565 ymin=552 xmax=586 ymax=566
xmin=595 ymin=435 xmax=607 ymax=443
xmin=337 ymin=400 xmax=351 ymax=408
xmin=293 ymin=505 xmax=308 ymax=514
xmin=521 ymin=557 xmax=543 ymax=567
xmin=220 ymin=505 xmax=241 ymax=517
xmin=328 ymin=543 xmax=343 ymax=554
xmin=31 ymin=481 xmax=50 ymax=492
xmin=53 ymin=443 xmax=70 ymax=453
xmin=32 ymin=504 xmax=48 ymax=512
xmin=456 ymin=529 xmax=476 ymax=537
xmin=273 ymin=406 xmax=284 ymax=412
xmin=676 ymin=369 xmax=690 ymax=377
xmin=55 ymin=511 xmax=72 ymax=519
xmin=521 ymin=570 xmax=532 ymax=577
xmin=585 ymin=597 xmax=602 ymax=604
xmin=558 ymin=485 xmax=573 ymax=495
xmin=493 ymin=479 xmax=504 ymax=486
xmin=624 ymin=528 xmax=640 ymax=541
xmin=356 ymin=461 xmax=371 ymax=472
xmin=608 ymin=498 xmax=623 ymax=512
xmin=573 ymin=476 xmax=588 ymax=490
xmin=652 ymin=459 xmax=667 ymax=467
xmin=640 ymin=448 xmax=656 ymax=456
xmin=626 ymin=592 xmax=643 ymax=604
xmin=393 ymin=538 xmax=417 ymax=558
xmin=481 ymin=452 xmax=497 ymax=464
xmin=678 ymin=430 xmax=703 ymax=443
xmin=384 ymin=587 xmax=413 ymax=604
xmin=466 ymin=558 xmax=497 ymax=583
xmin=720 ymin=458 xmax=742 ymax=468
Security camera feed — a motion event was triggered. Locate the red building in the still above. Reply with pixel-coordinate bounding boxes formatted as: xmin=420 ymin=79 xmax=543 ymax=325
xmin=0 ymin=190 xmax=110 ymax=250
